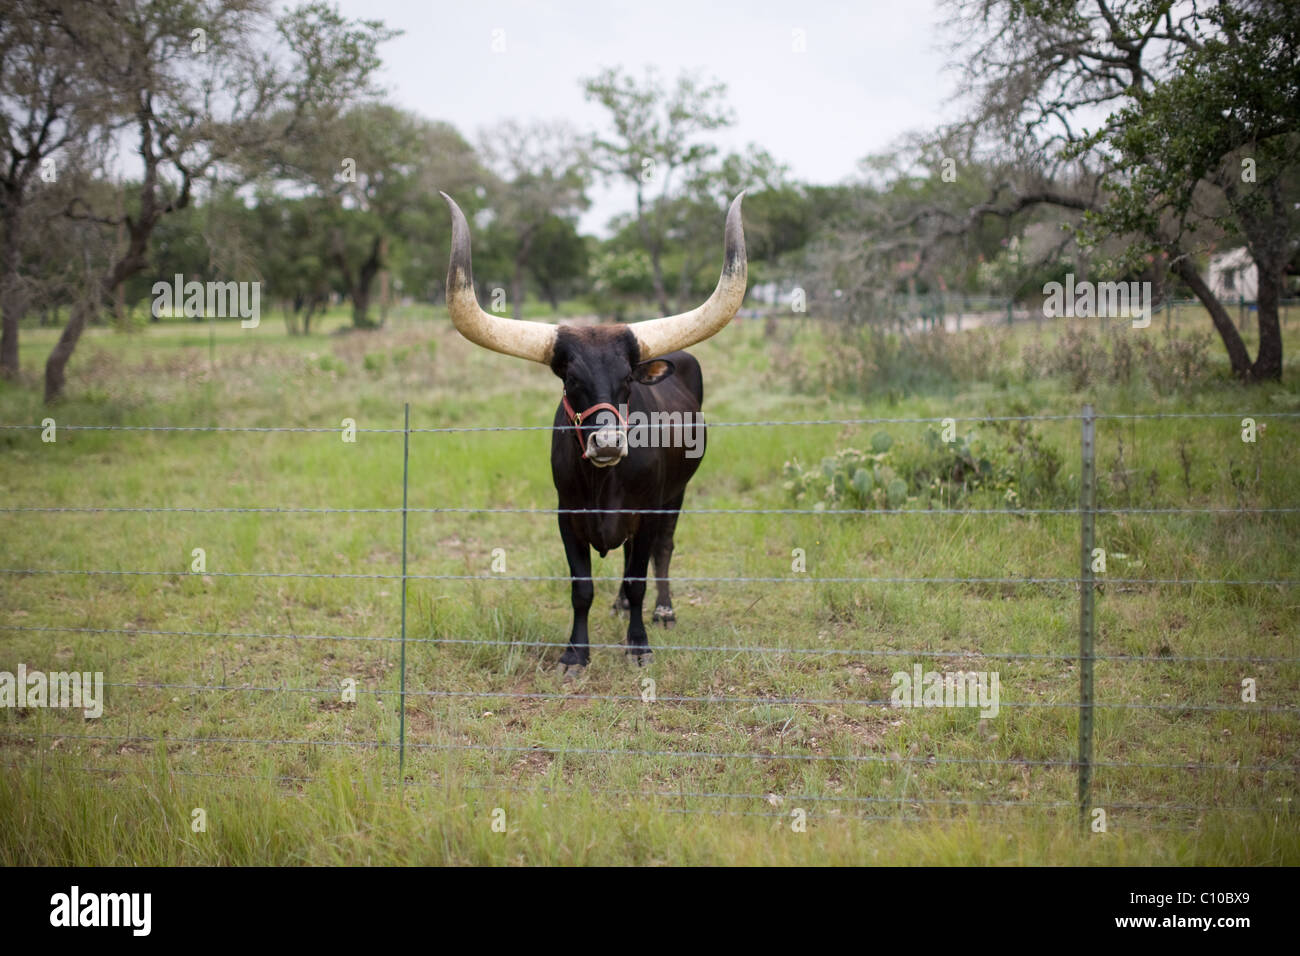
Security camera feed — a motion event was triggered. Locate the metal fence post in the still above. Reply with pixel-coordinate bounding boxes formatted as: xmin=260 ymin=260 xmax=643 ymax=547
xmin=399 ymin=402 xmax=410 ymax=781
xmin=1078 ymin=403 xmax=1096 ymax=829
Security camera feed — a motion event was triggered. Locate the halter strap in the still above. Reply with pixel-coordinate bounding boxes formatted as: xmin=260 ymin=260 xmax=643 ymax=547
xmin=562 ymin=390 xmax=627 ymax=459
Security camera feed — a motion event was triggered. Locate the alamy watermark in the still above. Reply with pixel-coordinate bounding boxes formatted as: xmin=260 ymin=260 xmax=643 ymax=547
xmin=1 ymin=665 xmax=103 ymax=718
xmin=617 ymin=405 xmax=705 ymax=459
xmin=151 ymin=274 xmax=260 ymax=328
xmin=890 ymin=665 xmax=1000 ymax=718
xmin=1042 ymin=275 xmax=1151 ymax=328
xmin=50 ymin=886 xmax=150 ymax=935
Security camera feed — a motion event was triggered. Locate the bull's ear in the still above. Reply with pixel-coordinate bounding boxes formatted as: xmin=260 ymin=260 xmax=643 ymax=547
xmin=632 ymin=358 xmax=675 ymax=385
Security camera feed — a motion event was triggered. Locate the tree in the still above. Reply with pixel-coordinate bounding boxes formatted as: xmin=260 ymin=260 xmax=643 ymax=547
xmin=525 ymin=215 xmax=588 ymax=312
xmin=0 ymin=0 xmax=107 ymax=378
xmin=477 ymin=119 xmax=588 ymax=319
xmin=583 ymin=66 xmax=733 ymax=314
xmin=250 ymin=195 xmax=339 ymax=333
xmin=269 ymin=104 xmax=482 ymax=328
xmin=932 ymin=0 xmax=1300 ymax=381
xmin=38 ymin=0 xmax=394 ymax=401
xmin=1081 ymin=0 xmax=1300 ymax=380
xmin=669 ymin=146 xmax=784 ymax=306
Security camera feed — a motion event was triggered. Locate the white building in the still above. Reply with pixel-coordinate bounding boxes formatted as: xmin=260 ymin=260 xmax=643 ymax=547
xmin=1207 ymin=248 xmax=1257 ymax=301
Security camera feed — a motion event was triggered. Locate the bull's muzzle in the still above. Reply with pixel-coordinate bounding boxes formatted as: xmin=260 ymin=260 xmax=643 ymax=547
xmin=585 ymin=426 xmax=628 ymax=467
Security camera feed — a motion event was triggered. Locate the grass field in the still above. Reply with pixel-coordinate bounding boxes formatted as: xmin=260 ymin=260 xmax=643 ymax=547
xmin=1 ymin=306 xmax=1297 ymax=864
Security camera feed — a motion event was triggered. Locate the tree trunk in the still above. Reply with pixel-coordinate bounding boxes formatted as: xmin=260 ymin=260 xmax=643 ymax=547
xmin=649 ymin=247 xmax=668 ymax=316
xmin=509 ymin=229 xmax=538 ymax=320
xmin=44 ymin=296 xmax=94 ymax=403
xmin=0 ymin=208 xmax=24 ymax=379
xmin=675 ymin=257 xmax=692 ymax=314
xmin=351 ymin=287 xmax=372 ymax=328
xmin=303 ymin=298 xmax=319 ymax=335
xmin=1252 ymin=263 xmax=1283 ymax=381
xmin=1172 ymin=256 xmax=1253 ymax=379
xmin=350 ymin=235 xmax=385 ymax=329
xmin=511 ymin=257 xmax=526 ymax=320
xmin=45 ymin=222 xmax=151 ymax=402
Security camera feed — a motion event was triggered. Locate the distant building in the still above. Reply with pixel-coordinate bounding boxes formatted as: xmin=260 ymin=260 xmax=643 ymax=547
xmin=1207 ymin=248 xmax=1257 ymax=301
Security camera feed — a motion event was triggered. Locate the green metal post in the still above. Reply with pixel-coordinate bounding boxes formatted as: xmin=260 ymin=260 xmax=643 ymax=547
xmin=399 ymin=402 xmax=410 ymax=780
xmin=1078 ymin=404 xmax=1096 ymax=828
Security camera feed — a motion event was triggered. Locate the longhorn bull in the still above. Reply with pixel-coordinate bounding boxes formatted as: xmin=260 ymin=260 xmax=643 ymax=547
xmin=440 ymin=192 xmax=746 ymax=675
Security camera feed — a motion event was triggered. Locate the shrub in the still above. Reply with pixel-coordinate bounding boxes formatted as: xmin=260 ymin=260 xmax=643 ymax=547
xmin=1021 ymin=322 xmax=1212 ymax=393
xmin=772 ymin=324 xmax=1009 ymax=398
xmin=784 ymin=419 xmax=1066 ymax=510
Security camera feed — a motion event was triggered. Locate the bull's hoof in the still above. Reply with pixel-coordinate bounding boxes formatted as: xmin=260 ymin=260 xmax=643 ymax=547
xmin=558 ymin=646 xmax=589 ymax=672
xmin=653 ymin=605 xmax=676 ymax=629
xmin=624 ymin=645 xmax=654 ymax=667
xmin=611 ymin=595 xmax=630 ymax=617
xmin=560 ymin=663 xmax=587 ymax=682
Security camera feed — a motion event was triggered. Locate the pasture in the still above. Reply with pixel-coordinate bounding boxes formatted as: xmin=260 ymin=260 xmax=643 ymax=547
xmin=1 ymin=309 xmax=1297 ymax=865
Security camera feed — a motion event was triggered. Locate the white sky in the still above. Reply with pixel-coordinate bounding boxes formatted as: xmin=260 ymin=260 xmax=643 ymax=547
xmin=331 ymin=0 xmax=959 ymax=235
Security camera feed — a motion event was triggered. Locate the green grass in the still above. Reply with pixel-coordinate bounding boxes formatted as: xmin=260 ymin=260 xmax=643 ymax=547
xmin=1 ymin=306 xmax=1297 ymax=864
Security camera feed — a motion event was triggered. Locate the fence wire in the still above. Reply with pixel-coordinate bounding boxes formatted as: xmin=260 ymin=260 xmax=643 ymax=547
xmin=7 ymin=625 xmax=1297 ymax=664
xmin=3 ymin=567 xmax=1295 ymax=586
xmin=67 ymin=681 xmax=1296 ymax=714
xmin=3 ymin=405 xmax=1297 ymax=836
xmin=4 ymin=409 xmax=1299 ymax=435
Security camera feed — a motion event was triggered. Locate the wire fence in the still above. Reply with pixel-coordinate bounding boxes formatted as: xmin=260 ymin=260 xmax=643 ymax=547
xmin=2 ymin=406 xmax=1298 ymax=832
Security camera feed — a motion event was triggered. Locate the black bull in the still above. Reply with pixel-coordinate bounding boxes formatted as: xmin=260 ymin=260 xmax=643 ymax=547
xmin=549 ymin=327 xmax=707 ymax=669
xmin=440 ymin=191 xmax=746 ymax=674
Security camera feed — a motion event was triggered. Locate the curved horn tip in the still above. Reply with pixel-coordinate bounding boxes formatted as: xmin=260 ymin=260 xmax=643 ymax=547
xmin=723 ymin=192 xmax=747 ymax=276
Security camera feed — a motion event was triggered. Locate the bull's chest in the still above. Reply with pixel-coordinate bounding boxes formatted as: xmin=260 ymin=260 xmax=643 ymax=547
xmin=571 ymin=511 xmax=639 ymax=558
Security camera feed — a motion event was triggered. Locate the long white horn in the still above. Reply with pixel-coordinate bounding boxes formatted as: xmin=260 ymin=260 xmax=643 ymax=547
xmin=441 ymin=191 xmax=558 ymax=364
xmin=630 ymin=192 xmax=747 ymax=361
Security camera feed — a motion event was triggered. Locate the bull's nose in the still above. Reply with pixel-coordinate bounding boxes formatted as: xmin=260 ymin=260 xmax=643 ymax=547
xmin=586 ymin=428 xmax=627 ymax=466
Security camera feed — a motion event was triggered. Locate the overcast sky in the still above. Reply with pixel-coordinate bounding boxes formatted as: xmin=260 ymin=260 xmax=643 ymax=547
xmin=331 ymin=0 xmax=959 ymax=235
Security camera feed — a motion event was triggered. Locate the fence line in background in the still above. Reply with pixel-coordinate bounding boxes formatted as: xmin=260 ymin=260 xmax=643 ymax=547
xmin=3 ymin=567 xmax=1295 ymax=587
xmin=3 ymin=409 xmax=1298 ymax=436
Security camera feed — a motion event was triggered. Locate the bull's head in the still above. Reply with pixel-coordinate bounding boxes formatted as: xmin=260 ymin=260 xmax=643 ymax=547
xmin=440 ymin=191 xmax=747 ymax=466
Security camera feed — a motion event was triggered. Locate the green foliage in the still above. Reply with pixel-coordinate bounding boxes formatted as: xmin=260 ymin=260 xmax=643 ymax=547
xmin=1075 ymin=1 xmax=1300 ymax=272
xmin=1022 ymin=323 xmax=1214 ymax=394
xmin=785 ymin=418 xmax=1066 ymax=510
xmin=783 ymin=444 xmax=909 ymax=510
xmin=588 ymin=248 xmax=655 ymax=320
xmin=776 ymin=326 xmax=1009 ymax=399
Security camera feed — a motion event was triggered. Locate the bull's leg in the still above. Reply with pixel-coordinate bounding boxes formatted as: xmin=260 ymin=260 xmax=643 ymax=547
xmin=622 ymin=521 xmax=657 ymax=665
xmin=611 ymin=542 xmax=631 ymax=616
xmin=557 ymin=516 xmax=593 ymax=675
xmin=651 ymin=495 xmax=683 ymax=628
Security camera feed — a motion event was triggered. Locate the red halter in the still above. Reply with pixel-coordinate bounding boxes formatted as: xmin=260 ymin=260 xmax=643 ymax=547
xmin=561 ymin=390 xmax=628 ymax=459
